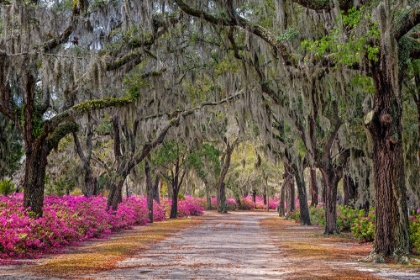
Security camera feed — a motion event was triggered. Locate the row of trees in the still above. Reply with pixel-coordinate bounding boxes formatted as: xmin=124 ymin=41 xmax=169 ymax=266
xmin=1 ymin=0 xmax=420 ymax=263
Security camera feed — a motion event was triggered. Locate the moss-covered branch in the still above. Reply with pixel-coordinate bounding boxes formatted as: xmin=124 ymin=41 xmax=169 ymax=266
xmin=106 ymin=50 xmax=145 ymax=71
xmin=132 ymin=91 xmax=244 ymax=166
xmin=173 ymin=0 xmax=297 ymax=66
xmin=42 ymin=6 xmax=80 ymax=51
xmin=291 ymin=0 xmax=353 ymax=11
xmin=47 ymin=121 xmax=79 ymax=151
xmin=50 ymin=96 xmax=136 ymax=131
xmin=393 ymin=2 xmax=420 ymax=41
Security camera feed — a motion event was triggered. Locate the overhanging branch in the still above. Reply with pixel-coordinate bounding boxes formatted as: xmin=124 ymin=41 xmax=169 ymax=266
xmin=393 ymin=2 xmax=420 ymax=41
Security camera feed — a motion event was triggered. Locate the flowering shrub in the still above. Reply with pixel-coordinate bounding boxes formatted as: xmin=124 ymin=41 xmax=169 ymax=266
xmin=161 ymin=196 xmax=205 ymax=217
xmin=351 ymin=209 xmax=375 ymax=242
xmin=268 ymin=199 xmax=279 ymax=210
xmin=409 ymin=209 xmax=420 ymax=253
xmin=209 ymin=197 xmax=238 ymax=210
xmin=309 ymin=206 xmax=325 ymax=226
xmin=210 ymin=197 xmax=217 ymax=209
xmin=0 ymin=194 xmax=170 ymax=260
xmin=226 ymin=198 xmax=238 ymax=210
xmin=336 ymin=206 xmax=365 ymax=232
xmin=240 ymin=196 xmax=255 ymax=210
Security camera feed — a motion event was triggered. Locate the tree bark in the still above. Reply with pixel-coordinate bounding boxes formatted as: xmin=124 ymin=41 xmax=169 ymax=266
xmin=309 ymin=168 xmax=318 ymax=207
xmin=110 ymin=180 xmax=125 ymax=211
xmin=343 ymin=174 xmax=357 ymax=207
xmin=169 ymin=159 xmax=185 ymax=218
xmin=279 ymin=181 xmax=286 ymax=217
xmin=23 ymin=142 xmax=50 ymax=217
xmin=293 ymin=164 xmax=311 ymax=225
xmin=216 ymin=138 xmax=238 ymax=213
xmin=218 ymin=182 xmax=227 ymax=213
xmin=169 ymin=169 xmax=181 ymax=219
xmin=319 ymin=164 xmax=340 ymax=234
xmin=365 ymin=62 xmax=410 ymax=261
xmin=287 ymin=176 xmax=295 ymax=213
xmin=205 ymin=184 xmax=212 ymax=210
xmin=145 ymin=160 xmax=153 ymax=223
xmin=170 ymin=188 xmax=179 ymax=218
xmin=153 ymin=176 xmax=160 ymax=204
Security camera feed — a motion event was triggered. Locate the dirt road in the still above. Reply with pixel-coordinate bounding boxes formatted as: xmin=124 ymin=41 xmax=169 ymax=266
xmin=82 ymin=211 xmax=285 ymax=279
xmin=2 ymin=211 xmax=420 ymax=279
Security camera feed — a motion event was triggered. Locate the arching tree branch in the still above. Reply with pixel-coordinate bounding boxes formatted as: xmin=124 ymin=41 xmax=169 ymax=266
xmin=393 ymin=2 xmax=420 ymax=41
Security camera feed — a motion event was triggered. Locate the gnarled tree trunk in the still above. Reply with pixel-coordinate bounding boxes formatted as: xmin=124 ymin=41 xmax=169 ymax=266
xmin=319 ymin=163 xmax=341 ymax=234
xmin=309 ymin=168 xmax=318 ymax=207
xmin=145 ymin=160 xmax=153 ymax=223
xmin=153 ymin=176 xmax=160 ymax=204
xmin=216 ymin=138 xmax=238 ymax=213
xmin=365 ymin=63 xmax=410 ymax=262
xmin=279 ymin=181 xmax=286 ymax=217
xmin=343 ymin=174 xmax=357 ymax=207
xmin=23 ymin=142 xmax=50 ymax=217
xmin=293 ymin=164 xmax=311 ymax=225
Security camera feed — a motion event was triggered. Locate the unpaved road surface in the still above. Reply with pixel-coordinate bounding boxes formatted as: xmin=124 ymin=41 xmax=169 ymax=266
xmin=82 ymin=211 xmax=285 ymax=279
xmin=1 ymin=211 xmax=420 ymax=279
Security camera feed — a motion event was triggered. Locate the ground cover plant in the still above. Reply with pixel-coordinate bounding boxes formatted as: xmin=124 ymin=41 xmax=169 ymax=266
xmin=289 ymin=204 xmax=420 ymax=253
xmin=0 ymin=194 xmax=204 ymax=261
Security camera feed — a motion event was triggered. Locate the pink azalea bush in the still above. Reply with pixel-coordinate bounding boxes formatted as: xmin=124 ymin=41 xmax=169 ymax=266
xmin=226 ymin=198 xmax=238 ymax=210
xmin=162 ymin=196 xmax=205 ymax=217
xmin=0 ymin=194 xmax=169 ymax=260
xmin=409 ymin=210 xmax=420 ymax=253
xmin=240 ymin=196 xmax=255 ymax=210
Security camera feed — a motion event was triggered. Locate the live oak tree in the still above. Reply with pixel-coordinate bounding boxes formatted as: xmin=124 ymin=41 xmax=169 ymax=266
xmin=154 ymin=140 xmax=190 ymax=218
xmin=0 ymin=0 xmax=177 ymax=216
xmin=171 ymin=0 xmax=420 ymax=262
xmin=188 ymin=143 xmax=221 ymax=210
xmin=216 ymin=136 xmax=239 ymax=213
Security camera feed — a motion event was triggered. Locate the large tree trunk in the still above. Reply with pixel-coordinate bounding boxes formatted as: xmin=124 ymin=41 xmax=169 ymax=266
xmin=218 ymin=182 xmax=227 ymax=213
xmin=23 ymin=142 xmax=50 ymax=217
xmin=205 ymin=184 xmax=212 ymax=210
xmin=319 ymin=163 xmax=341 ymax=234
xmin=343 ymin=174 xmax=357 ymax=207
xmin=279 ymin=181 xmax=286 ymax=217
xmin=283 ymin=166 xmax=294 ymax=219
xmin=145 ymin=161 xmax=153 ymax=223
xmin=170 ymin=179 xmax=180 ymax=219
xmin=233 ymin=191 xmax=242 ymax=210
xmin=216 ymin=138 xmax=238 ymax=213
xmin=287 ymin=177 xmax=295 ymax=213
xmin=364 ymin=64 xmax=410 ymax=262
xmin=320 ymin=176 xmax=326 ymax=203
xmin=110 ymin=180 xmax=125 ymax=211
xmin=153 ymin=176 xmax=160 ymax=204
xmin=362 ymin=4 xmax=411 ymax=261
xmin=309 ymin=168 xmax=318 ymax=207
xmin=293 ymin=165 xmax=311 ymax=225
xmin=84 ymin=171 xmax=97 ymax=197
xmin=252 ymin=190 xmax=257 ymax=203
